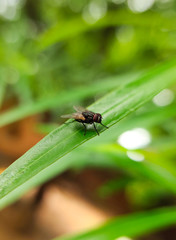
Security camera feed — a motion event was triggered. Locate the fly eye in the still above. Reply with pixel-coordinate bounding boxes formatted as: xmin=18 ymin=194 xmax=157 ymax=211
xmin=98 ymin=115 xmax=102 ymax=123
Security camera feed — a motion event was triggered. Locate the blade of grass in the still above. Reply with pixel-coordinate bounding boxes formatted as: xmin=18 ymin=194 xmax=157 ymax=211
xmin=37 ymin=9 xmax=176 ymax=51
xmin=1 ymin=139 xmax=175 ymax=209
xmin=0 ymin=110 xmax=176 ymax=208
xmin=38 ymin=103 xmax=176 ymax=139
xmin=94 ymin=144 xmax=176 ymax=194
xmin=55 ymin=206 xmax=176 ymax=240
xmin=0 ymin=73 xmax=139 ymax=128
xmin=0 ymin=58 xmax=176 ymax=209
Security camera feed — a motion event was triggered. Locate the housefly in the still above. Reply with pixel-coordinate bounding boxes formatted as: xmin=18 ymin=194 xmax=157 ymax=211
xmin=61 ymin=106 xmax=108 ymax=136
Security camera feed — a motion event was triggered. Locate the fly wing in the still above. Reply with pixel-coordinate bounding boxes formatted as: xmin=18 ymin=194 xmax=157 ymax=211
xmin=73 ymin=106 xmax=88 ymax=113
xmin=74 ymin=106 xmax=96 ymax=116
xmin=61 ymin=113 xmax=76 ymax=119
xmin=61 ymin=112 xmax=85 ymax=121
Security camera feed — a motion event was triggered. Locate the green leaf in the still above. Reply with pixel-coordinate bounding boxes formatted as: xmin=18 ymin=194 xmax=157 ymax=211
xmin=95 ymin=144 xmax=176 ymax=194
xmin=98 ymin=177 xmax=131 ymax=198
xmin=0 ymin=58 xmax=176 ymax=209
xmin=37 ymin=9 xmax=176 ymax=51
xmin=0 ymin=73 xmax=138 ymax=128
xmin=55 ymin=207 xmax=176 ymax=240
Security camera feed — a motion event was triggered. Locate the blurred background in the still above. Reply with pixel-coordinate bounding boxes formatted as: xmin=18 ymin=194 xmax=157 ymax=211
xmin=0 ymin=0 xmax=176 ymax=239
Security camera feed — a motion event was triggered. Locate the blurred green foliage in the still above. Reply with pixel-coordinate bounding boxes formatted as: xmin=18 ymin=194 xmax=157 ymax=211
xmin=0 ymin=0 xmax=176 ymax=240
xmin=1 ymin=0 xmax=176 ymax=105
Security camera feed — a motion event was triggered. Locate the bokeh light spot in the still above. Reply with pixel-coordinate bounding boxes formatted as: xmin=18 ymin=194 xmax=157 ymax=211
xmin=127 ymin=151 xmax=145 ymax=162
xmin=153 ymin=89 xmax=174 ymax=107
xmin=128 ymin=0 xmax=155 ymax=13
xmin=115 ymin=236 xmax=133 ymax=240
xmin=118 ymin=128 xmax=151 ymax=150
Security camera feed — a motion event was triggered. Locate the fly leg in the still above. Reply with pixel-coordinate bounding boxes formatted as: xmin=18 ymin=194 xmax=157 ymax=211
xmin=100 ymin=123 xmax=108 ymax=129
xmin=93 ymin=122 xmax=99 ymax=136
xmin=82 ymin=122 xmax=87 ymax=136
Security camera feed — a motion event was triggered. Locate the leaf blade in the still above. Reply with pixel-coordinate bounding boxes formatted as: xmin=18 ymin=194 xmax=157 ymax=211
xmin=0 ymin=58 xmax=176 ymax=208
xmin=55 ymin=207 xmax=176 ymax=240
xmin=37 ymin=10 xmax=176 ymax=51
xmin=0 ymin=73 xmax=138 ymax=128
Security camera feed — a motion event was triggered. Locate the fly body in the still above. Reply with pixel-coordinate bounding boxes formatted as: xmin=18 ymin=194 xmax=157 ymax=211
xmin=61 ymin=106 xmax=108 ymax=135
